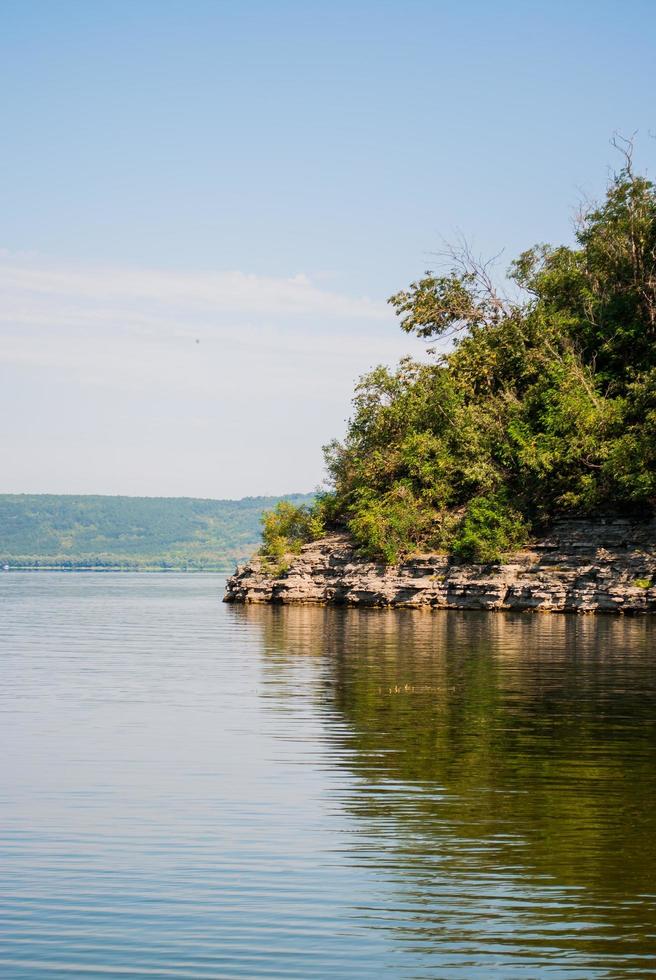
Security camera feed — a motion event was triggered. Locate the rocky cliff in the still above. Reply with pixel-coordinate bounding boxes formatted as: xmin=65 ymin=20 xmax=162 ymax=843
xmin=223 ymin=519 xmax=656 ymax=614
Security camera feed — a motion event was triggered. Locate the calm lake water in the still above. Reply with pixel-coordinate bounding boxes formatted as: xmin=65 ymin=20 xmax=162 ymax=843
xmin=1 ymin=573 xmax=655 ymax=979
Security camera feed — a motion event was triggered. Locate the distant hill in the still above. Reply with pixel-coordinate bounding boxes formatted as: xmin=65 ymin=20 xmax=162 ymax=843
xmin=0 ymin=493 xmax=314 ymax=570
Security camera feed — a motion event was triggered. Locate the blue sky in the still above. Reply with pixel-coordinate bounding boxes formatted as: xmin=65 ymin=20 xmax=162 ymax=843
xmin=2 ymin=0 xmax=655 ymax=497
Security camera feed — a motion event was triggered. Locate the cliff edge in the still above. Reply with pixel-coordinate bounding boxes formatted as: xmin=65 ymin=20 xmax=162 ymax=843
xmin=223 ymin=519 xmax=656 ymax=614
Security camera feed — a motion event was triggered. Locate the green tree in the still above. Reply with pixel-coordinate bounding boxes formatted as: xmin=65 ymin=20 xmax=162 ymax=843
xmin=261 ymin=152 xmax=656 ymax=564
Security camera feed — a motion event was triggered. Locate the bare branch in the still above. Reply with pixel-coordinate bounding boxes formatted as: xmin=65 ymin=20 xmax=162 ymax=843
xmin=610 ymin=130 xmax=638 ymax=175
xmin=428 ymin=234 xmax=513 ymax=315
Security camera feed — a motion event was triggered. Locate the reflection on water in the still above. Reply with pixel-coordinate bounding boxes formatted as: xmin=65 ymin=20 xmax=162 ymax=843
xmin=234 ymin=605 xmax=656 ymax=977
xmin=1 ymin=574 xmax=655 ymax=978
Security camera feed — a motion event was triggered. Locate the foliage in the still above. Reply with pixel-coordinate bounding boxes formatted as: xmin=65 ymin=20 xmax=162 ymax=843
xmin=259 ymin=500 xmax=324 ymax=575
xmin=0 ymin=493 xmax=313 ymax=570
xmin=452 ymin=494 xmax=528 ymax=563
xmin=264 ymin=157 xmax=656 ymax=564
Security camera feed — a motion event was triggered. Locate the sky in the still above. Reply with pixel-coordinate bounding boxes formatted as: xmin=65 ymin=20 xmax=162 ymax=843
xmin=1 ymin=0 xmax=655 ymax=499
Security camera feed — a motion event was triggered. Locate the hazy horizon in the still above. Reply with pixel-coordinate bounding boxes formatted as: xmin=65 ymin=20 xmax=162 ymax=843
xmin=0 ymin=489 xmax=314 ymax=502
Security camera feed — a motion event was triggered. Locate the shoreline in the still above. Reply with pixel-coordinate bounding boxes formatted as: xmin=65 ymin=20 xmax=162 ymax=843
xmin=1 ymin=565 xmax=231 ymax=573
xmin=224 ymin=520 xmax=656 ymax=615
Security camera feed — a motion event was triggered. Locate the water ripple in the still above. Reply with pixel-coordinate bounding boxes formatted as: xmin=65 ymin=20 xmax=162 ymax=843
xmin=1 ymin=573 xmax=655 ymax=977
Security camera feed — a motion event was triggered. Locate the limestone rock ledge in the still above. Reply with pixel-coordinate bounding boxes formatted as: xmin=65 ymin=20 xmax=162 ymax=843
xmin=223 ymin=519 xmax=656 ymax=614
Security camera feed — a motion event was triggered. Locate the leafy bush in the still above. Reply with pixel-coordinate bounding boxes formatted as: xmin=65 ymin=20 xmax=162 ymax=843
xmin=259 ymin=501 xmax=324 ymax=574
xmin=452 ymin=495 xmax=528 ymax=563
xmin=347 ymin=486 xmax=434 ymax=564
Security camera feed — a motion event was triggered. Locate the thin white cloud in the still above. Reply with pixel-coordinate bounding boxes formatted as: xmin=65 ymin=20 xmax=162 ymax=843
xmin=0 ymin=254 xmax=426 ymax=389
xmin=0 ymin=254 xmax=428 ymax=496
xmin=0 ymin=256 xmax=388 ymax=322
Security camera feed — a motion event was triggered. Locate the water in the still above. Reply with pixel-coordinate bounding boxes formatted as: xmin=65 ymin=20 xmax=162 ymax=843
xmin=1 ymin=573 xmax=655 ymax=979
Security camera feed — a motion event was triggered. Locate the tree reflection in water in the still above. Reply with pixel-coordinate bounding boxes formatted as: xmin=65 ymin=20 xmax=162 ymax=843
xmin=229 ymin=604 xmax=656 ymax=976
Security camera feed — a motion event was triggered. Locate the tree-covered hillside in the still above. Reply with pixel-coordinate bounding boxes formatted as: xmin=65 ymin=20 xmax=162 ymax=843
xmin=261 ymin=153 xmax=656 ymax=564
xmin=0 ymin=494 xmax=313 ymax=569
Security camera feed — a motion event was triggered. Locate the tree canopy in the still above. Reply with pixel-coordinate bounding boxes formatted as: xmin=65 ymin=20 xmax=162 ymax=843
xmin=262 ymin=157 xmax=656 ymax=564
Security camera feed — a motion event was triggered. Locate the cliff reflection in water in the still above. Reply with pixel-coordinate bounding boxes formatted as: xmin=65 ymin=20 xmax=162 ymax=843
xmin=230 ymin=604 xmax=656 ymax=974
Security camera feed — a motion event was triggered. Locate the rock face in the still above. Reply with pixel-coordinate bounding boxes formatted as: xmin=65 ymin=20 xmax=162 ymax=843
xmin=223 ymin=519 xmax=656 ymax=614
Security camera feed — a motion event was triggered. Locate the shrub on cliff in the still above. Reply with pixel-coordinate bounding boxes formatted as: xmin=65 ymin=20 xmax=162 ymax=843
xmin=259 ymin=501 xmax=324 ymax=572
xmin=452 ymin=494 xmax=529 ymax=563
xmin=262 ymin=151 xmax=656 ymax=565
